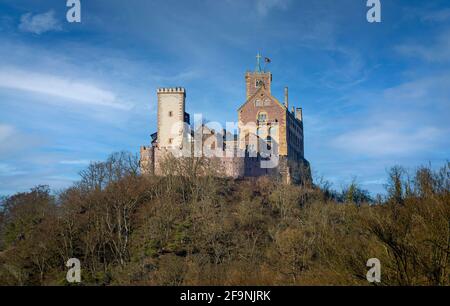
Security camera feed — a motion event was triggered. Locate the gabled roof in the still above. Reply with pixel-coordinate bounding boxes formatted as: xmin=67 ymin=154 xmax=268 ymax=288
xmin=237 ymin=85 xmax=286 ymax=112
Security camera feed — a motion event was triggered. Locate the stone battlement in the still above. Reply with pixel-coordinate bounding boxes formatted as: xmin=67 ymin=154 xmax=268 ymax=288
xmin=157 ymin=87 xmax=186 ymax=94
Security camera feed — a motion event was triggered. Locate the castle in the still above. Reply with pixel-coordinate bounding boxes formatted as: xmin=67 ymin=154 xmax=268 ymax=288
xmin=140 ymin=55 xmax=311 ymax=184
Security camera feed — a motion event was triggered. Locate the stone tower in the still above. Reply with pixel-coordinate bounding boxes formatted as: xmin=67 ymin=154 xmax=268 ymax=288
xmin=237 ymin=54 xmax=311 ymax=184
xmin=157 ymin=87 xmax=186 ymax=149
xmin=245 ymin=53 xmax=272 ymax=99
xmin=245 ymin=71 xmax=272 ymax=99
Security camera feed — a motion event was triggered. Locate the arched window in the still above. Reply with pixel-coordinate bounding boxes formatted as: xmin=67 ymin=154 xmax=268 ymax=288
xmin=257 ymin=112 xmax=267 ymax=123
xmin=256 ymin=128 xmax=263 ymax=137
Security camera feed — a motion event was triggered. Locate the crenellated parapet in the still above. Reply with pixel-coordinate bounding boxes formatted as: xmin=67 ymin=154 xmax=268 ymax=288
xmin=157 ymin=87 xmax=186 ymax=94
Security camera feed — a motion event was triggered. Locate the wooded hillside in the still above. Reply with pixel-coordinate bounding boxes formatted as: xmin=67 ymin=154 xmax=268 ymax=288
xmin=0 ymin=153 xmax=448 ymax=285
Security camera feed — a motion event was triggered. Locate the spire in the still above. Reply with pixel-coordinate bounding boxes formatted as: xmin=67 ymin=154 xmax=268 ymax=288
xmin=255 ymin=52 xmax=262 ymax=73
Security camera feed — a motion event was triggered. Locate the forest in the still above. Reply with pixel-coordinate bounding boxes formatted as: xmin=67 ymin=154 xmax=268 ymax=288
xmin=0 ymin=152 xmax=448 ymax=286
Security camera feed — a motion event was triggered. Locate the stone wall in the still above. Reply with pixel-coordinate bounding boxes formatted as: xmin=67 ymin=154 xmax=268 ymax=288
xmin=139 ymin=144 xmax=312 ymax=185
xmin=140 ymin=146 xmax=154 ymax=175
xmin=140 ymin=146 xmax=247 ymax=179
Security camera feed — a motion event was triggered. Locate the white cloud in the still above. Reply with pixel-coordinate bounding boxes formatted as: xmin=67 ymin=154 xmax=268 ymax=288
xmin=329 ymin=73 xmax=450 ymax=158
xmin=0 ymin=124 xmax=15 ymax=144
xmin=0 ymin=163 xmax=27 ymax=176
xmin=0 ymin=124 xmax=41 ymax=158
xmin=332 ymin=122 xmax=443 ymax=157
xmin=19 ymin=10 xmax=62 ymax=34
xmin=382 ymin=74 xmax=450 ymax=112
xmin=59 ymin=159 xmax=91 ymax=165
xmin=0 ymin=67 xmax=131 ymax=110
xmin=395 ymin=29 xmax=450 ymax=63
xmin=361 ymin=178 xmax=385 ymax=186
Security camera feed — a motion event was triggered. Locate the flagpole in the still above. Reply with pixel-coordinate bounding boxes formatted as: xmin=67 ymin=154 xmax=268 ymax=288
xmin=263 ymin=57 xmax=271 ymax=72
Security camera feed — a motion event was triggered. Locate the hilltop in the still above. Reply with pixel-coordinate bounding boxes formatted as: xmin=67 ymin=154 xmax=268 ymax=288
xmin=0 ymin=152 xmax=448 ymax=285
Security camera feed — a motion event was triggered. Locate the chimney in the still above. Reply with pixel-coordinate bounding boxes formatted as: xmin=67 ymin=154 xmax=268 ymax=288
xmin=284 ymin=87 xmax=289 ymax=108
xmin=295 ymin=108 xmax=303 ymax=121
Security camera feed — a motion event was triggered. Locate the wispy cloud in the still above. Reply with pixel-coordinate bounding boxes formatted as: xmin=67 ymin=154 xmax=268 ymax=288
xmin=255 ymin=0 xmax=290 ymax=17
xmin=0 ymin=163 xmax=27 ymax=176
xmin=0 ymin=124 xmax=14 ymax=144
xmin=332 ymin=122 xmax=443 ymax=156
xmin=0 ymin=124 xmax=41 ymax=158
xmin=421 ymin=8 xmax=450 ymax=23
xmin=0 ymin=0 xmax=449 ymax=196
xmin=395 ymin=29 xmax=450 ymax=63
xmin=0 ymin=67 xmax=132 ymax=110
xmin=18 ymin=10 xmax=62 ymax=35
xmin=329 ymin=73 xmax=450 ymax=158
xmin=59 ymin=159 xmax=91 ymax=165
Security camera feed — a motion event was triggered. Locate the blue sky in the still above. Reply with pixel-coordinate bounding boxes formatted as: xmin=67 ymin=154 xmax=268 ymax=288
xmin=0 ymin=0 xmax=449 ymax=195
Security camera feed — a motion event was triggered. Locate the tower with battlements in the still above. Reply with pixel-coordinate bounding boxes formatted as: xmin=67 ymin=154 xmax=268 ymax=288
xmin=140 ymin=55 xmax=311 ymax=184
xmin=156 ymin=87 xmax=190 ymax=149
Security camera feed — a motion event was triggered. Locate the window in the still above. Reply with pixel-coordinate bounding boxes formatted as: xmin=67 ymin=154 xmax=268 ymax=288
xmin=169 ymin=111 xmax=173 ymax=117
xmin=168 ymin=138 xmax=173 ymax=144
xmin=256 ymin=128 xmax=262 ymax=137
xmin=256 ymin=99 xmax=270 ymax=107
xmin=269 ymin=126 xmax=277 ymax=137
xmin=257 ymin=112 xmax=267 ymax=123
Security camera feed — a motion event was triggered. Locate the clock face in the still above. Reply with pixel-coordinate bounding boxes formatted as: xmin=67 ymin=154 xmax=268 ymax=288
xmin=256 ymin=79 xmax=264 ymax=87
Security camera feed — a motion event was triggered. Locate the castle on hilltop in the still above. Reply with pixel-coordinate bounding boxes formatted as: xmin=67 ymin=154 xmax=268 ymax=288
xmin=140 ymin=54 xmax=311 ymax=184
